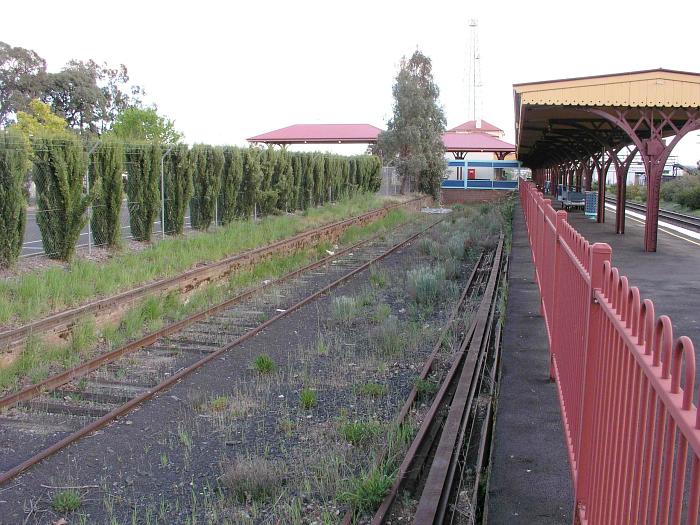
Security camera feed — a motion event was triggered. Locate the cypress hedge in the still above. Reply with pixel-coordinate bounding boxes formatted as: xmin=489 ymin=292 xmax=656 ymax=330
xmin=190 ymin=144 xmax=224 ymax=230
xmin=219 ymin=146 xmax=243 ymax=225
xmin=32 ymin=135 xmax=91 ymax=261
xmin=238 ymin=148 xmax=261 ymax=218
xmin=125 ymin=143 xmax=161 ymax=242
xmin=90 ymin=140 xmax=124 ymax=248
xmin=0 ymin=131 xmax=28 ymax=267
xmin=163 ymin=143 xmax=193 ymax=235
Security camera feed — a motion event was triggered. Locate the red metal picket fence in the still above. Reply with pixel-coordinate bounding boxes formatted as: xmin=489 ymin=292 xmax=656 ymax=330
xmin=520 ymin=180 xmax=700 ymax=524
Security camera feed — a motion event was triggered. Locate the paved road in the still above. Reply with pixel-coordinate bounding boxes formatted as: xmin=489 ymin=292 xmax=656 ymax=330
xmin=22 ymin=200 xmax=192 ymax=257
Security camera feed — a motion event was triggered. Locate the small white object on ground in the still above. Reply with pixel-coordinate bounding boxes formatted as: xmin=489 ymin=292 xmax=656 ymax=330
xmin=421 ymin=207 xmax=453 ymax=214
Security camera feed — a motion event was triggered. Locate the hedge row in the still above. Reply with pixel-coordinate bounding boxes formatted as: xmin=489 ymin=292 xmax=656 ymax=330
xmin=0 ymin=135 xmax=382 ymax=266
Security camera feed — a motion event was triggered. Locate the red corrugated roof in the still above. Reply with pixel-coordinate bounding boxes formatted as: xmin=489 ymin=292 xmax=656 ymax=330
xmin=447 ymin=119 xmax=503 ymax=133
xmin=441 ymin=132 xmax=515 ymax=152
xmin=248 ymin=124 xmax=383 ymax=144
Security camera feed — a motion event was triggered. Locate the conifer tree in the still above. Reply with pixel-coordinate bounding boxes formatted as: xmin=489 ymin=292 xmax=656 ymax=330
xmin=163 ymin=143 xmax=193 ymax=235
xmin=89 ymin=139 xmax=124 ymax=248
xmin=238 ymin=147 xmax=261 ymax=218
xmin=33 ymin=134 xmax=92 ymax=260
xmin=0 ymin=131 xmax=28 ymax=267
xmin=190 ymin=144 xmax=224 ymax=230
xmin=125 ymin=143 xmax=161 ymax=242
xmin=219 ymin=146 xmax=243 ymax=225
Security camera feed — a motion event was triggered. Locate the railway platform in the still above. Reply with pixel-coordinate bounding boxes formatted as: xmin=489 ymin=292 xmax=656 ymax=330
xmin=565 ymin=206 xmax=700 ymax=378
xmin=487 ymin=203 xmax=572 ymax=523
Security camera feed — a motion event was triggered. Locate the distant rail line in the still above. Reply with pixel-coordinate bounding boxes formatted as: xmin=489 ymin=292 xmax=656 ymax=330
xmin=605 ymin=197 xmax=700 ymax=231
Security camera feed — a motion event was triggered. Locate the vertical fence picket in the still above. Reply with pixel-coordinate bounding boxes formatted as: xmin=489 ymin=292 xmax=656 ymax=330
xmin=518 ymin=179 xmax=700 ymax=525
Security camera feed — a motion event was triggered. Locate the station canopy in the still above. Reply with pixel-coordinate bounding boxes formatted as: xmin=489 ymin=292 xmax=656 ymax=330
xmin=247 ymin=124 xmax=383 ymax=145
xmin=513 ymin=68 xmax=700 ymax=168
xmin=441 ymin=132 xmax=515 ymax=154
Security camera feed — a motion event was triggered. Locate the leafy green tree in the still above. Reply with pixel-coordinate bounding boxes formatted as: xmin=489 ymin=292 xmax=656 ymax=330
xmin=377 ymin=50 xmax=446 ymax=198
xmin=125 ymin=143 xmax=161 ymax=242
xmin=32 ymin=134 xmax=92 ymax=261
xmin=190 ymin=144 xmax=223 ymax=230
xmin=219 ymin=146 xmax=243 ymax=224
xmin=238 ymin=148 xmax=261 ymax=218
xmin=89 ymin=139 xmax=124 ymax=248
xmin=0 ymin=42 xmax=47 ymax=126
xmin=42 ymin=60 xmax=142 ymax=134
xmin=111 ymin=106 xmax=182 ymax=144
xmin=0 ymin=130 xmax=28 ymax=267
xmin=275 ymin=151 xmax=293 ymax=212
xmin=163 ymin=144 xmax=193 ymax=235
xmin=312 ymin=155 xmax=326 ymax=205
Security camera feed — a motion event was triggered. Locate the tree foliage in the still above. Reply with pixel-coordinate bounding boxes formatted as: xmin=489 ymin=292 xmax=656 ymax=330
xmin=219 ymin=146 xmax=243 ymax=225
xmin=125 ymin=143 xmax=161 ymax=242
xmin=238 ymin=148 xmax=261 ymax=218
xmin=1 ymin=41 xmax=142 ymax=134
xmin=0 ymin=130 xmax=28 ymax=267
xmin=190 ymin=144 xmax=224 ymax=230
xmin=0 ymin=41 xmax=47 ymax=126
xmin=42 ymin=60 xmax=142 ymax=134
xmin=32 ymin=135 xmax=92 ymax=261
xmin=89 ymin=140 xmax=124 ymax=248
xmin=377 ymin=50 xmax=446 ymax=198
xmin=163 ymin=144 xmax=193 ymax=235
xmin=111 ymin=106 xmax=182 ymax=145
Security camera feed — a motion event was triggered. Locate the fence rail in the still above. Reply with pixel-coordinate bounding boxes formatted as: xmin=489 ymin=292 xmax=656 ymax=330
xmin=520 ymin=179 xmax=700 ymax=525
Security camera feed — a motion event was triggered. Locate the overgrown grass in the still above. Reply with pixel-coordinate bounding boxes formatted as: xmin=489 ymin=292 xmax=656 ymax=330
xmin=299 ymin=388 xmax=317 ymax=409
xmin=0 ymin=206 xmax=415 ymax=394
xmin=354 ymin=381 xmax=387 ymax=397
xmin=338 ymin=420 xmax=383 ymax=445
xmin=52 ymin=489 xmax=82 ymax=512
xmin=220 ymin=458 xmax=283 ymax=503
xmin=253 ymin=354 xmax=275 ymax=374
xmin=0 ymin=193 xmax=393 ymax=324
xmin=406 ymin=265 xmax=446 ymax=305
xmin=332 ymin=296 xmax=360 ymax=325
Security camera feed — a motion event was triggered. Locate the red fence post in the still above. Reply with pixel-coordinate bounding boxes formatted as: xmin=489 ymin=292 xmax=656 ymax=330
xmin=574 ymin=242 xmax=612 ymax=522
xmin=548 ymin=209 xmax=568 ymax=380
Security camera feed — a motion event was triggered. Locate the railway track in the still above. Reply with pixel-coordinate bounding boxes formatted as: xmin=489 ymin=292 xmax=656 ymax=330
xmin=0 ymin=214 xmax=442 ymax=485
xmin=369 ymin=235 xmax=507 ymax=524
xmin=0 ymin=196 xmax=429 ymax=352
xmin=605 ymin=197 xmax=700 ymax=231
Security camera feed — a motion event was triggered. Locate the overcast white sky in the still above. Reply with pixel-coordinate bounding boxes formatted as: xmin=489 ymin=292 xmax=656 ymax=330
xmin=4 ymin=0 xmax=700 ymax=163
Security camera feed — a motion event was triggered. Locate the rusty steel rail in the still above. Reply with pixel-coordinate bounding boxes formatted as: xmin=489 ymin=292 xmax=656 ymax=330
xmin=0 ymin=196 xmax=428 ymax=351
xmin=339 ymin=250 xmax=488 ymax=525
xmin=369 ymin=236 xmax=506 ymax=524
xmin=0 ymin=218 xmax=417 ymax=412
xmin=0 ymin=216 xmax=443 ymax=486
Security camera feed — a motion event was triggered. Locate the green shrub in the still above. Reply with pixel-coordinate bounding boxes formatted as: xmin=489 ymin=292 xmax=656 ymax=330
xmin=332 ymin=296 xmax=359 ymax=325
xmin=339 ymin=420 xmax=383 ymax=445
xmin=372 ymin=315 xmax=405 ymax=355
xmin=299 ymin=388 xmax=317 ymax=409
xmin=219 ymin=146 xmax=243 ymax=225
xmin=407 ymin=265 xmax=446 ymax=305
xmin=125 ymin=143 xmax=161 ymax=242
xmin=33 ymin=135 xmax=91 ymax=260
xmin=238 ymin=148 xmax=261 ymax=218
xmin=0 ymin=131 xmax=28 ymax=267
xmin=190 ymin=144 xmax=224 ymax=230
xmin=253 ymin=354 xmax=275 ymax=374
xmin=90 ymin=139 xmax=124 ymax=248
xmin=52 ymin=489 xmax=82 ymax=512
xmin=354 ymin=382 xmax=387 ymax=397
xmin=163 ymin=143 xmax=194 ymax=235
xmin=339 ymin=464 xmax=394 ymax=514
